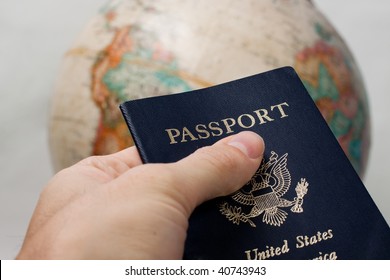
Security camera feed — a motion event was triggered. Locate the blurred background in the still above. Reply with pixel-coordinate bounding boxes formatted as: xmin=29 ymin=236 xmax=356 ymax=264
xmin=1 ymin=0 xmax=389 ymax=259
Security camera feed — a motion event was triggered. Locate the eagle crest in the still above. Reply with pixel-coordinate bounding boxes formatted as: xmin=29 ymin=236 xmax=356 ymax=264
xmin=220 ymin=151 xmax=309 ymax=227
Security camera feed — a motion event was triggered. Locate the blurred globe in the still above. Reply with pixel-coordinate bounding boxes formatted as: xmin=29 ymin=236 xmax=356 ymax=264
xmin=49 ymin=0 xmax=370 ymax=176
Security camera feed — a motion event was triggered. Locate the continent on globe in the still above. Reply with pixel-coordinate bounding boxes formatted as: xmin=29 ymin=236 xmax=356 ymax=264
xmin=295 ymin=40 xmax=369 ymax=174
xmin=91 ymin=25 xmax=210 ymax=155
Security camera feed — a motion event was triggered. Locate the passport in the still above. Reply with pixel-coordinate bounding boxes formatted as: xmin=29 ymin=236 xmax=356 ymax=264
xmin=119 ymin=66 xmax=390 ymax=259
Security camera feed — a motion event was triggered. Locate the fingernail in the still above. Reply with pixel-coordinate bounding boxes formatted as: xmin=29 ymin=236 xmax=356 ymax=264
xmin=227 ymin=131 xmax=264 ymax=159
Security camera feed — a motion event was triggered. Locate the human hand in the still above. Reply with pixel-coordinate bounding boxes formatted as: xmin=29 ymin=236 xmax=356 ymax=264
xmin=16 ymin=131 xmax=264 ymax=259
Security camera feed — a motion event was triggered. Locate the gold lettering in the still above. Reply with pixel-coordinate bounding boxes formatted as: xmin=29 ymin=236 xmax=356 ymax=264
xmin=245 ymin=248 xmax=258 ymax=260
xmin=296 ymin=229 xmax=334 ymax=249
xmin=309 ymin=235 xmax=318 ymax=245
xmin=245 ymin=240 xmax=289 ymax=260
xmin=316 ymin=231 xmax=324 ymax=242
xmin=221 ymin=118 xmax=236 ymax=134
xmin=253 ymin=109 xmax=274 ymax=124
xmin=327 ymin=229 xmax=333 ymax=239
xmin=165 ymin=128 xmax=180 ymax=144
xmin=281 ymin=239 xmax=290 ymax=254
xmin=195 ymin=124 xmax=211 ymax=139
xmin=237 ymin=114 xmax=256 ymax=128
xmin=208 ymin=121 xmax=223 ymax=136
xmin=164 ymin=101 xmax=290 ymax=144
xmin=258 ymin=247 xmax=270 ymax=260
xmin=271 ymin=102 xmax=289 ymax=118
xmin=296 ymin=235 xmax=305 ymax=249
xmin=313 ymin=251 xmax=338 ymax=260
xmin=181 ymin=127 xmax=198 ymax=142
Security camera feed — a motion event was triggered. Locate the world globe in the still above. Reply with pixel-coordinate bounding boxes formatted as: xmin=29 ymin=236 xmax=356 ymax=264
xmin=49 ymin=0 xmax=370 ymax=176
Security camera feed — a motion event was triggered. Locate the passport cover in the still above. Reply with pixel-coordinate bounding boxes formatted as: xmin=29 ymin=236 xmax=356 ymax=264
xmin=120 ymin=66 xmax=390 ymax=260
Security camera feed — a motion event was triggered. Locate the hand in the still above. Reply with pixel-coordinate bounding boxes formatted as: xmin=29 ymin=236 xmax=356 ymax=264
xmin=16 ymin=131 xmax=264 ymax=259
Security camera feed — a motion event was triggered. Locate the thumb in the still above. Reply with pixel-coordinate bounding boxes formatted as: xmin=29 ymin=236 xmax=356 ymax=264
xmin=169 ymin=131 xmax=264 ymax=214
xmin=111 ymin=131 xmax=264 ymax=218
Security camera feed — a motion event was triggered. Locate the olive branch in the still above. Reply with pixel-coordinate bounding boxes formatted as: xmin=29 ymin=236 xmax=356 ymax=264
xmin=219 ymin=202 xmax=256 ymax=227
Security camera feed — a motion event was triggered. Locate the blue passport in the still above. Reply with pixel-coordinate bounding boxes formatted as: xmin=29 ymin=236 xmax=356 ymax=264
xmin=120 ymin=66 xmax=390 ymax=260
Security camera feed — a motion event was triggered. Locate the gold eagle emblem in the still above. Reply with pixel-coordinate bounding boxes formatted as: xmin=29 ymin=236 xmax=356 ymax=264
xmin=220 ymin=151 xmax=309 ymax=227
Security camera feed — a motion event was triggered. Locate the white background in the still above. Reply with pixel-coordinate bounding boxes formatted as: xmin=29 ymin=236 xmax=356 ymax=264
xmin=0 ymin=0 xmax=389 ymax=259
xmin=2 ymin=260 xmax=389 ymax=279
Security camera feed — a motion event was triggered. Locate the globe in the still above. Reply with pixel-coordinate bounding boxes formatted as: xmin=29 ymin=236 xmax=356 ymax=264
xmin=49 ymin=0 xmax=370 ymax=176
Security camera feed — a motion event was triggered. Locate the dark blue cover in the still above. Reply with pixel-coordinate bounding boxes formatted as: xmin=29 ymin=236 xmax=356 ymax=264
xmin=120 ymin=66 xmax=390 ymax=260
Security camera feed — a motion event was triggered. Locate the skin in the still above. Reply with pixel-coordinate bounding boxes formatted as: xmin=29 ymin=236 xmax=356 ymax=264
xmin=16 ymin=131 xmax=264 ymax=259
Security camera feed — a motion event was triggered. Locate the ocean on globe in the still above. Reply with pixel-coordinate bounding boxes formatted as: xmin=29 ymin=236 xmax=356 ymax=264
xmin=49 ymin=0 xmax=370 ymax=177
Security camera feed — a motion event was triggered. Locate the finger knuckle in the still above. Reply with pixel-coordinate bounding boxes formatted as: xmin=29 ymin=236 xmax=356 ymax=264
xmin=196 ymin=145 xmax=240 ymax=175
xmin=79 ymin=155 xmax=121 ymax=178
